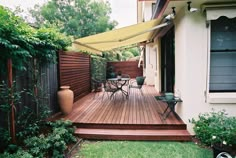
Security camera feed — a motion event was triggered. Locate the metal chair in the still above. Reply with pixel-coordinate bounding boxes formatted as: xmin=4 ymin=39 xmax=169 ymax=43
xmin=91 ymin=78 xmax=104 ymax=99
xmin=129 ymin=76 xmax=146 ymax=96
xmin=102 ymin=80 xmax=117 ymax=100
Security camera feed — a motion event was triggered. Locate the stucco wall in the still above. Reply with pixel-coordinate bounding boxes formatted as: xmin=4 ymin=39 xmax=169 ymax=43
xmin=174 ymin=8 xmax=236 ymax=134
xmin=145 ymin=45 xmax=157 ymax=86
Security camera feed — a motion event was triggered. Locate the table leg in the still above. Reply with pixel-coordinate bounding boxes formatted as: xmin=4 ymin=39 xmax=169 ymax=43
xmin=162 ymin=102 xmax=177 ymax=120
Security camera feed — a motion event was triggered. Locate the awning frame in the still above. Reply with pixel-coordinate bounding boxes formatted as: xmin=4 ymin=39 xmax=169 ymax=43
xmin=73 ymin=19 xmax=171 ymax=54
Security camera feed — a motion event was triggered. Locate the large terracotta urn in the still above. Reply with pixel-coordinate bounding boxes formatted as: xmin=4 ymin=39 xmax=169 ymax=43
xmin=57 ymin=86 xmax=74 ymax=115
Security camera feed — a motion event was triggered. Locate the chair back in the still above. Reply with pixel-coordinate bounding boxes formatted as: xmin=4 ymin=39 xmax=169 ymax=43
xmin=91 ymin=78 xmax=103 ymax=92
xmin=121 ymin=74 xmax=130 ymax=78
xmin=136 ymin=76 xmax=146 ymax=86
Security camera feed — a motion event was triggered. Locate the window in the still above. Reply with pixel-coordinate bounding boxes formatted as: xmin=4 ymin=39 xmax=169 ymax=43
xmin=209 ymin=17 xmax=236 ymax=92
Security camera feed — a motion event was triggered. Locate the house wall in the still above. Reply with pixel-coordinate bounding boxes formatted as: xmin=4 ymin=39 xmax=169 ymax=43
xmin=137 ymin=1 xmax=155 ymax=23
xmin=173 ymin=7 xmax=236 ymax=134
xmin=144 ymin=44 xmax=157 ymax=86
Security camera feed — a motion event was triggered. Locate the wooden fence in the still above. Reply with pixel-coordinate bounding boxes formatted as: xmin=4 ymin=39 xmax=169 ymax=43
xmin=14 ymin=62 xmax=59 ymax=113
xmin=107 ymin=61 xmax=143 ymax=78
xmin=58 ymin=51 xmax=91 ymax=102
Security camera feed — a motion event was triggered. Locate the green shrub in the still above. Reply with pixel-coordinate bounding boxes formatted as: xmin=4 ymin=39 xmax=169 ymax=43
xmin=24 ymin=120 xmax=76 ymax=158
xmin=190 ymin=110 xmax=236 ymax=147
xmin=0 ymin=150 xmax=33 ymax=158
xmin=0 ymin=128 xmax=11 ymax=149
xmin=91 ymin=55 xmax=106 ymax=81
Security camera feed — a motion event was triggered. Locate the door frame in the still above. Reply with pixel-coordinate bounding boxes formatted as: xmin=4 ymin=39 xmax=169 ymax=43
xmin=160 ymin=26 xmax=175 ymax=93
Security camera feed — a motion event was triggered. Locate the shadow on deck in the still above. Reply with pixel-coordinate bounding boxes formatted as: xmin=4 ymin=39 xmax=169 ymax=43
xmin=56 ymin=85 xmax=192 ymax=141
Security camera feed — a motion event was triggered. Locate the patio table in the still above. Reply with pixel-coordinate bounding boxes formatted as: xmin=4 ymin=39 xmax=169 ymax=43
xmin=107 ymin=77 xmax=130 ymax=99
xmin=155 ymin=96 xmax=182 ymax=120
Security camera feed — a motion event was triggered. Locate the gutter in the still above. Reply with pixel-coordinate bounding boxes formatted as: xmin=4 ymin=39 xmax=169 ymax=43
xmin=152 ymin=0 xmax=169 ymax=19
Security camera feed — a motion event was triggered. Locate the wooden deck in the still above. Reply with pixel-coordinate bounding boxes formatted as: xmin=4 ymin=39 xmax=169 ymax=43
xmin=58 ymin=85 xmax=192 ymax=141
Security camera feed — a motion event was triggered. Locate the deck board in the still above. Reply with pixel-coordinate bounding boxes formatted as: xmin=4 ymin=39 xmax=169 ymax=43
xmin=55 ymin=85 xmax=192 ymax=141
xmin=60 ymin=85 xmax=185 ymax=126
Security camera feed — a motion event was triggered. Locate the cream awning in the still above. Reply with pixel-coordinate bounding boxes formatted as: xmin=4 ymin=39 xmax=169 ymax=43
xmin=73 ymin=18 xmax=169 ymax=54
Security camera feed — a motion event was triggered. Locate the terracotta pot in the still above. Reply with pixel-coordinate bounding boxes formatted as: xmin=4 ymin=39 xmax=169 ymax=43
xmin=57 ymin=86 xmax=74 ymax=115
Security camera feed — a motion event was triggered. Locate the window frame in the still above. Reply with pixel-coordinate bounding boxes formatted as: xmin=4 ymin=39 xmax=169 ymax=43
xmin=206 ymin=17 xmax=236 ymax=103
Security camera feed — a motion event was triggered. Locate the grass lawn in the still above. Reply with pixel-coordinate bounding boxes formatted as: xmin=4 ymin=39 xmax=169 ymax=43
xmin=73 ymin=141 xmax=212 ymax=158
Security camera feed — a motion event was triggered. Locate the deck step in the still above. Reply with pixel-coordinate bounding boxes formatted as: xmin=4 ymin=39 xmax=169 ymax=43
xmin=75 ymin=128 xmax=192 ymax=141
xmin=74 ymin=123 xmax=187 ymax=130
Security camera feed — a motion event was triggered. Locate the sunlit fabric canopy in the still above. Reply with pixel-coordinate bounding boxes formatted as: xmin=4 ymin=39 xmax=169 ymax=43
xmin=73 ymin=18 xmax=168 ymax=54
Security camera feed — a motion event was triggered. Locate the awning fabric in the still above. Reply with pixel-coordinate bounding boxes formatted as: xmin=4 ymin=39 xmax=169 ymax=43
xmin=73 ymin=18 xmax=166 ymax=54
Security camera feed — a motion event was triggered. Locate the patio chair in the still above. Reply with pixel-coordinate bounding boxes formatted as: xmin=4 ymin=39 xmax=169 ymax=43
xmin=91 ymin=78 xmax=104 ymax=99
xmin=102 ymin=80 xmax=117 ymax=100
xmin=129 ymin=76 xmax=146 ymax=96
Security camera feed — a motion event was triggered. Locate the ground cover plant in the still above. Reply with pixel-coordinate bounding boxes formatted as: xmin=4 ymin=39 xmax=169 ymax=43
xmin=75 ymin=141 xmax=212 ymax=158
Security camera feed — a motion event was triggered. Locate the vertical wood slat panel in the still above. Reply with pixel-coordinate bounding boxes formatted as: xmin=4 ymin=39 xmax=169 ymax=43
xmin=58 ymin=51 xmax=91 ymax=102
xmin=107 ymin=61 xmax=143 ymax=78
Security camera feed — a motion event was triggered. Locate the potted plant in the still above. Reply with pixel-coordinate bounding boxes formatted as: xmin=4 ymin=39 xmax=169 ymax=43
xmin=190 ymin=110 xmax=236 ymax=158
xmin=107 ymin=66 xmax=116 ymax=78
xmin=117 ymin=71 xmax=122 ymax=80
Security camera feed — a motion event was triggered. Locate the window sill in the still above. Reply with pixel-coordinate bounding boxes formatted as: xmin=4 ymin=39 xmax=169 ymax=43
xmin=208 ymin=93 xmax=236 ymax=103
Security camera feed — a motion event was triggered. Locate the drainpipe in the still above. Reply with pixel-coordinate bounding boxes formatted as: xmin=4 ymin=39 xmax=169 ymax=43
xmin=142 ymin=1 xmax=146 ymax=22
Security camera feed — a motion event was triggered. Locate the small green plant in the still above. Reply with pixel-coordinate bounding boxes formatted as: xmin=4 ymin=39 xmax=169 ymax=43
xmin=0 ymin=128 xmax=11 ymax=150
xmin=190 ymin=110 xmax=236 ymax=147
xmin=16 ymin=105 xmax=51 ymax=140
xmin=0 ymin=150 xmax=33 ymax=158
xmin=24 ymin=120 xmax=76 ymax=158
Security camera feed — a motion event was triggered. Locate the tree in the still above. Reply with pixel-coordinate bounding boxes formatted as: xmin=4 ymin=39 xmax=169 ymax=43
xmin=29 ymin=0 xmax=118 ymax=38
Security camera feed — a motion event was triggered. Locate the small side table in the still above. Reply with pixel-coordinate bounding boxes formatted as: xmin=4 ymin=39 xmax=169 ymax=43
xmin=155 ymin=96 xmax=183 ymax=120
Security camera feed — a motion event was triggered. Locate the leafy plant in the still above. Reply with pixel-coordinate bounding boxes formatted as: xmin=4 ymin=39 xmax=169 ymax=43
xmin=0 ymin=150 xmax=33 ymax=158
xmin=190 ymin=110 xmax=236 ymax=147
xmin=91 ymin=55 xmax=106 ymax=81
xmin=16 ymin=105 xmax=51 ymax=140
xmin=0 ymin=128 xmax=11 ymax=150
xmin=0 ymin=6 xmax=71 ymax=71
xmin=24 ymin=120 xmax=76 ymax=158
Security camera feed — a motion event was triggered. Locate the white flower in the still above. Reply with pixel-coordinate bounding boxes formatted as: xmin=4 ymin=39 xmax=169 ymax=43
xmin=212 ymin=136 xmax=216 ymax=139
xmin=223 ymin=141 xmax=227 ymax=145
xmin=196 ymin=126 xmax=199 ymax=129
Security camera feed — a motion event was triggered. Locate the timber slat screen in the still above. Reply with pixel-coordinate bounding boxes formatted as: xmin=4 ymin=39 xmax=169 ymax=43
xmin=58 ymin=51 xmax=91 ymax=102
xmin=107 ymin=61 xmax=143 ymax=78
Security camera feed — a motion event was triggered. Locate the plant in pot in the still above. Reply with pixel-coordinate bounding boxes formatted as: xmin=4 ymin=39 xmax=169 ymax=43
xmin=190 ymin=110 xmax=236 ymax=158
xmin=107 ymin=66 xmax=116 ymax=78
xmin=117 ymin=71 xmax=122 ymax=80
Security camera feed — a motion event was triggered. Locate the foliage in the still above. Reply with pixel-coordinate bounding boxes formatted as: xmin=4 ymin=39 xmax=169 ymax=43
xmin=0 ymin=81 xmax=23 ymax=149
xmin=24 ymin=120 xmax=76 ymax=158
xmin=128 ymin=47 xmax=140 ymax=57
xmin=0 ymin=128 xmax=11 ymax=150
xmin=190 ymin=110 xmax=236 ymax=147
xmin=0 ymin=150 xmax=33 ymax=158
xmin=29 ymin=0 xmax=117 ymax=38
xmin=122 ymin=51 xmax=135 ymax=60
xmin=91 ymin=55 xmax=106 ymax=81
xmin=102 ymin=46 xmax=140 ymax=62
xmin=77 ymin=141 xmax=212 ymax=158
xmin=0 ymin=6 xmax=71 ymax=71
xmin=16 ymin=105 xmax=51 ymax=140
xmin=102 ymin=51 xmax=120 ymax=61
xmin=0 ymin=81 xmax=23 ymax=113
